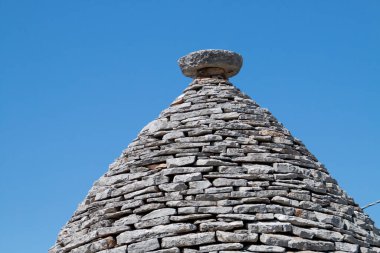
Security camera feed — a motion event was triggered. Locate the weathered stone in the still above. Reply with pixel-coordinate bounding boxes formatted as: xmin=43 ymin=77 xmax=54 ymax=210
xmin=97 ymin=246 xmax=127 ymax=253
xmin=199 ymin=221 xmax=244 ymax=231
xmin=288 ymin=237 xmax=335 ymax=251
xmin=166 ymin=200 xmax=216 ymax=207
xmin=189 ymin=180 xmax=212 ymax=189
xmin=147 ymin=248 xmax=180 ymax=253
xmin=124 ymin=186 xmax=159 ymax=199
xmin=176 ymin=134 xmax=223 ymax=143
xmin=135 ymin=216 xmax=170 ymax=229
xmin=245 ymin=164 xmax=274 ymax=174
xmin=51 ymin=50 xmax=380 ymax=253
xmin=213 ymin=178 xmax=247 ymax=187
xmin=211 ymin=112 xmax=240 ymax=120
xmin=335 ymin=242 xmax=360 ymax=252
xmin=247 ymin=245 xmax=285 ymax=252
xmin=128 ymin=238 xmax=160 ymax=253
xmin=205 ymin=186 xmax=233 ymax=193
xmin=117 ymin=223 xmax=197 ymax=244
xmin=166 ymin=156 xmax=196 ymax=168
xmin=97 ymin=226 xmax=132 ymax=237
xmin=161 ymin=232 xmax=216 ymax=248
xmin=163 ymin=131 xmax=185 ymax=141
xmin=260 ymin=233 xmax=334 ymax=251
xmin=275 ymin=214 xmax=333 ymax=229
xmin=292 ymin=226 xmax=344 ymax=241
xmin=141 ymin=208 xmax=177 ymax=221
xmin=159 ymin=182 xmax=187 ymax=192
xmin=114 ymin=214 xmax=141 ymax=226
xmin=170 ymin=214 xmax=212 ymax=222
xmin=170 ymin=108 xmax=223 ymax=121
xmin=133 ymin=203 xmax=165 ymax=214
xmin=70 ymin=237 xmax=116 ymax=253
xmin=178 ymin=207 xmax=197 ymax=214
xmin=260 ymin=233 xmax=292 ymax=247
xmin=216 ymin=231 xmax=258 ymax=242
xmin=178 ymin=49 xmax=243 ymax=78
xmin=163 ymin=166 xmax=213 ymax=175
xmin=173 ymin=172 xmax=202 ymax=183
xmin=199 ymin=242 xmax=243 ymax=252
xmin=196 ymin=159 xmax=237 ymax=166
xmin=217 ymin=213 xmax=257 ymax=221
xmin=233 ymin=204 xmax=267 ymax=213
xmin=198 ymin=206 xmax=233 ymax=214
xmin=271 ymin=196 xmax=300 ymax=207
xmin=248 ymin=222 xmax=292 ymax=233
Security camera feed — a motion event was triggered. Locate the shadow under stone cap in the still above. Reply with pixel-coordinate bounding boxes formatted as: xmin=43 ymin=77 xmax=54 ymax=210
xmin=178 ymin=49 xmax=243 ymax=78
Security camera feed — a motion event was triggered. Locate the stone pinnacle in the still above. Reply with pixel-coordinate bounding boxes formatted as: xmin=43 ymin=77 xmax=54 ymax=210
xmin=178 ymin=49 xmax=243 ymax=79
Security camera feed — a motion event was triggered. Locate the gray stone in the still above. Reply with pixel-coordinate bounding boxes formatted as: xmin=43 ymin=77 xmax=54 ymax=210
xmin=216 ymin=231 xmax=258 ymax=242
xmin=97 ymin=246 xmax=127 ymax=253
xmin=275 ymin=214 xmax=333 ymax=229
xmin=128 ymin=238 xmax=160 ymax=253
xmin=133 ymin=203 xmax=165 ymax=214
xmin=117 ymin=223 xmax=197 ymax=244
xmin=248 ymin=222 xmax=292 ymax=233
xmin=142 ymin=118 xmax=170 ymax=134
xmin=170 ymin=107 xmax=222 ymax=121
xmin=195 ymin=159 xmax=236 ymax=166
xmin=189 ymin=180 xmax=212 ymax=189
xmin=51 ymin=51 xmax=380 ymax=253
xmin=166 ymin=156 xmax=196 ymax=168
xmin=141 ymin=208 xmax=177 ymax=220
xmin=147 ymin=248 xmax=180 ymax=253
xmin=335 ymin=242 xmax=359 ymax=252
xmin=70 ymin=237 xmax=115 ymax=253
xmin=176 ymin=134 xmax=223 ymax=143
xmin=178 ymin=207 xmax=197 ymax=214
xmin=114 ymin=214 xmax=141 ymax=226
xmin=260 ymin=233 xmax=334 ymax=251
xmin=288 ymin=237 xmax=335 ymax=251
xmin=173 ymin=172 xmax=202 ymax=183
xmin=247 ymin=245 xmax=285 ymax=252
xmin=170 ymin=214 xmax=212 ymax=222
xmin=199 ymin=242 xmax=243 ymax=252
xmin=198 ymin=206 xmax=233 ymax=214
xmin=217 ymin=213 xmax=257 ymax=221
xmin=199 ymin=221 xmax=244 ymax=231
xmin=260 ymin=233 xmax=292 ymax=247
xmin=135 ymin=216 xmax=170 ymax=229
xmin=271 ymin=196 xmax=300 ymax=207
xmin=161 ymin=232 xmax=216 ymax=248
xmin=163 ymin=166 xmax=213 ymax=175
xmin=178 ymin=49 xmax=243 ymax=78
xmin=163 ymin=131 xmax=185 ymax=141
xmin=211 ymin=112 xmax=240 ymax=120
xmin=213 ymin=178 xmax=247 ymax=187
xmin=233 ymin=204 xmax=267 ymax=213
xmin=245 ymin=164 xmax=274 ymax=174
xmin=159 ymin=182 xmax=187 ymax=192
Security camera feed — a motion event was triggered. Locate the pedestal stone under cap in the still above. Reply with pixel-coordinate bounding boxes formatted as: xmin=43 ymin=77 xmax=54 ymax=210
xmin=178 ymin=49 xmax=243 ymax=78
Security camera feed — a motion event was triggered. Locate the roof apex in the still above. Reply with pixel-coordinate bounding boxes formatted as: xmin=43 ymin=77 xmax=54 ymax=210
xmin=178 ymin=49 xmax=243 ymax=78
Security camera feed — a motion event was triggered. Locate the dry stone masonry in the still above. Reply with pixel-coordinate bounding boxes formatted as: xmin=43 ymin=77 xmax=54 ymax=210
xmin=50 ymin=49 xmax=380 ymax=253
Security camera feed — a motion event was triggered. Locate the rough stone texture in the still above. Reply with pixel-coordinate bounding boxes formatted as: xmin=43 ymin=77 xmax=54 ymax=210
xmin=50 ymin=50 xmax=380 ymax=253
xmin=178 ymin=49 xmax=243 ymax=78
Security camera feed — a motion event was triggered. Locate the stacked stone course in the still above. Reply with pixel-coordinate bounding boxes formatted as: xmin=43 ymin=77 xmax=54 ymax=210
xmin=50 ymin=50 xmax=380 ymax=253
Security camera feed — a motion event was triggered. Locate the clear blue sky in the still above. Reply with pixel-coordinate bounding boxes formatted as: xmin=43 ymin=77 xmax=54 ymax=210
xmin=1 ymin=1 xmax=379 ymax=252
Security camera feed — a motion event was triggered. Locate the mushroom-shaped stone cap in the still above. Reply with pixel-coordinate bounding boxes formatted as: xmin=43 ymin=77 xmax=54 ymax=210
xmin=178 ymin=49 xmax=243 ymax=78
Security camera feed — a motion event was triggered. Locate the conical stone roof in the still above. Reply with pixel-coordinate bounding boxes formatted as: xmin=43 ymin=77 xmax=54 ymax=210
xmin=50 ymin=49 xmax=380 ymax=253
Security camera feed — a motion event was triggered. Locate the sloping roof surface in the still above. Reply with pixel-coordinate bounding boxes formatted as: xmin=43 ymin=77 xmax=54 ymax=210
xmin=50 ymin=50 xmax=380 ymax=253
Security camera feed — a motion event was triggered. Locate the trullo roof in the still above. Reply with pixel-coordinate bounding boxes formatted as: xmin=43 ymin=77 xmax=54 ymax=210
xmin=50 ymin=49 xmax=380 ymax=253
